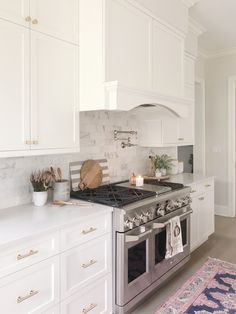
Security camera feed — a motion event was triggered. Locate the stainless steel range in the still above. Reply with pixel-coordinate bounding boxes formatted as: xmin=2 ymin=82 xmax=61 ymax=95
xmin=71 ymin=180 xmax=192 ymax=314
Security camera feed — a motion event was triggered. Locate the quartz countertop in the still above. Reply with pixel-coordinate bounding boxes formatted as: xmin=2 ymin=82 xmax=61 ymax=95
xmin=167 ymin=173 xmax=214 ymax=186
xmin=0 ymin=201 xmax=112 ymax=249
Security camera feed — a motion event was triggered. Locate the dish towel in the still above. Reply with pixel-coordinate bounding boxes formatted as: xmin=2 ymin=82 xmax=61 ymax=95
xmin=165 ymin=216 xmax=183 ymax=259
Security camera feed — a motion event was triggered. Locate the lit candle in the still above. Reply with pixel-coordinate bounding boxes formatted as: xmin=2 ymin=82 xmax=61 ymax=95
xmin=136 ymin=175 xmax=144 ymax=187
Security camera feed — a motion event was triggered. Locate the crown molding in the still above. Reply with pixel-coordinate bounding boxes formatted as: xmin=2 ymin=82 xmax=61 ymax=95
xmin=189 ymin=17 xmax=206 ymax=36
xmin=198 ymin=47 xmax=236 ymax=59
xmin=181 ymin=0 xmax=200 ymax=8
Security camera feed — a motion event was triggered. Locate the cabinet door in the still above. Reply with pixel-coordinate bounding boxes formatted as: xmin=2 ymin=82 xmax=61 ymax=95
xmin=152 ymin=21 xmax=184 ymax=97
xmin=106 ymin=0 xmax=151 ymax=90
xmin=190 ymin=196 xmax=199 ymax=252
xmin=0 ymin=0 xmax=29 ymax=26
xmin=30 ymin=0 xmax=78 ymax=43
xmin=184 ymin=55 xmax=195 ymax=100
xmin=162 ymin=119 xmax=178 ymax=144
xmin=178 ymin=117 xmax=194 ymax=144
xmin=199 ymin=190 xmax=215 ymax=238
xmin=31 ymin=32 xmax=79 ymax=151
xmin=0 ymin=20 xmax=30 ymax=152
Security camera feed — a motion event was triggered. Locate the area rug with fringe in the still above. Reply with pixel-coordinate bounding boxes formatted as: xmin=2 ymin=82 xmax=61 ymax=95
xmin=155 ymin=258 xmax=236 ymax=314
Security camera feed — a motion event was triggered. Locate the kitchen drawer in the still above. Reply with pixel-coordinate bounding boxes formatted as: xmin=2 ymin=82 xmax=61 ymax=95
xmin=43 ymin=305 xmax=60 ymax=314
xmin=0 ymin=231 xmax=60 ymax=278
xmin=0 ymin=256 xmax=60 ymax=314
xmin=61 ymin=274 xmax=112 ymax=314
xmin=60 ymin=213 xmax=111 ymax=250
xmin=61 ymin=234 xmax=111 ymax=299
xmin=189 ymin=183 xmax=201 ymax=197
xmin=200 ymin=179 xmax=214 ymax=192
xmin=189 ymin=179 xmax=214 ymax=197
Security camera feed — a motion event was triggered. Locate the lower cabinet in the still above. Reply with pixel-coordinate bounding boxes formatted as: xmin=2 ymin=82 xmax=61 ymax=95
xmin=61 ymin=274 xmax=112 ymax=314
xmin=190 ymin=180 xmax=215 ymax=252
xmin=0 ymin=256 xmax=60 ymax=314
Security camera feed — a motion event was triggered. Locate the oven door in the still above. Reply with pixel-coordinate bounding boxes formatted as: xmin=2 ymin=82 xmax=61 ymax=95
xmin=152 ymin=207 xmax=192 ymax=282
xmin=116 ymin=227 xmax=152 ymax=307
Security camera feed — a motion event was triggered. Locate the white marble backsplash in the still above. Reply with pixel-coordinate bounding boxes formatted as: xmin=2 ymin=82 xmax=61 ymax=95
xmin=0 ymin=111 xmax=176 ymax=210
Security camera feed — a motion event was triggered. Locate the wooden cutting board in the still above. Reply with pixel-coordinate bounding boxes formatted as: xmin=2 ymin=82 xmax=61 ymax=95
xmin=144 ymin=175 xmax=170 ymax=181
xmin=79 ymin=160 xmax=103 ymax=190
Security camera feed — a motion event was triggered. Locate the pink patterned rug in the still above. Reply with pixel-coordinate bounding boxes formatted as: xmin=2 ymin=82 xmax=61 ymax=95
xmin=155 ymin=258 xmax=236 ymax=314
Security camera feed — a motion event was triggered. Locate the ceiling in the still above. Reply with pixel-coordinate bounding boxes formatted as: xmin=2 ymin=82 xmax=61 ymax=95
xmin=190 ymin=0 xmax=236 ymax=55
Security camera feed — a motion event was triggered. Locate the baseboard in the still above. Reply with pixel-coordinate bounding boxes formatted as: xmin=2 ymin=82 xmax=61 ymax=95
xmin=215 ymin=204 xmax=234 ymax=217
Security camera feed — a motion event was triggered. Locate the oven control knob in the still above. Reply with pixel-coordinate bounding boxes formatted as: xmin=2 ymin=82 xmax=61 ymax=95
xmin=140 ymin=213 xmax=148 ymax=223
xmin=124 ymin=219 xmax=134 ymax=230
xmin=166 ymin=200 xmax=174 ymax=212
xmin=134 ymin=218 xmax=141 ymax=227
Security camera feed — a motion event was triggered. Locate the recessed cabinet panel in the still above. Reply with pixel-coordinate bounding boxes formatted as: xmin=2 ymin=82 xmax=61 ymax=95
xmin=30 ymin=0 xmax=78 ymax=43
xmin=152 ymin=21 xmax=184 ymax=97
xmin=31 ymin=32 xmax=79 ymax=150
xmin=138 ymin=120 xmax=162 ymax=147
xmin=162 ymin=119 xmax=178 ymax=144
xmin=106 ymin=0 xmax=151 ymax=90
xmin=0 ymin=0 xmax=29 ymax=26
xmin=0 ymin=21 xmax=30 ymax=151
xmin=178 ymin=117 xmax=194 ymax=144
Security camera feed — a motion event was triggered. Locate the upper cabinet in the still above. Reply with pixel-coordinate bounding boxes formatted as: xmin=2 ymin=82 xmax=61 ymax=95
xmin=79 ymin=0 xmax=192 ymax=112
xmin=0 ymin=0 xmax=79 ymax=157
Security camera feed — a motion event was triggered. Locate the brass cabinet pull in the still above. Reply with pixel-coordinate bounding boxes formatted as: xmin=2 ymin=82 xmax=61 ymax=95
xmin=178 ymin=138 xmax=184 ymax=141
xmin=205 ymin=184 xmax=211 ymax=187
xmin=25 ymin=16 xmax=31 ymax=22
xmin=32 ymin=140 xmax=39 ymax=145
xmin=82 ymin=259 xmax=97 ymax=269
xmin=17 ymin=249 xmax=39 ymax=261
xmin=199 ymin=197 xmax=205 ymax=201
xmin=25 ymin=140 xmax=32 ymax=145
xmin=32 ymin=18 xmax=38 ymax=25
xmin=82 ymin=303 xmax=97 ymax=314
xmin=17 ymin=290 xmax=39 ymax=304
xmin=82 ymin=227 xmax=97 ymax=235
xmin=190 ymin=190 xmax=196 ymax=193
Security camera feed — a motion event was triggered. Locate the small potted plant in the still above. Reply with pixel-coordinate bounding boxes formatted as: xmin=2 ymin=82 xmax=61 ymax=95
xmin=154 ymin=154 xmax=173 ymax=176
xmin=30 ymin=170 xmax=53 ymax=206
xmin=50 ymin=167 xmax=70 ymax=202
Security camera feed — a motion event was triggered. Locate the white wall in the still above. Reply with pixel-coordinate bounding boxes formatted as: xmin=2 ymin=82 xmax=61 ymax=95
xmin=205 ymin=54 xmax=236 ymax=215
xmin=0 ymin=111 xmax=176 ymax=210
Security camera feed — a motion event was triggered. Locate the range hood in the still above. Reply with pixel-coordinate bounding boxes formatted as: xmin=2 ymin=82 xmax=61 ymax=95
xmin=104 ymin=81 xmax=193 ymax=118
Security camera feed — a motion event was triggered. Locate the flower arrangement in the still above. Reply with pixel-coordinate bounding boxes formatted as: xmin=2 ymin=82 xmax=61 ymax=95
xmin=152 ymin=154 xmax=173 ymax=172
xmin=30 ymin=169 xmax=54 ymax=192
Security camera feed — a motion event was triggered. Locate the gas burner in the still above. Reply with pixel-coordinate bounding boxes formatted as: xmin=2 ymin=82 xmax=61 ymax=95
xmin=70 ymin=184 xmax=156 ymax=208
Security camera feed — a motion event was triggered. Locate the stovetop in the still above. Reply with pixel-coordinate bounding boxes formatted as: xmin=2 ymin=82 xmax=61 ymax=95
xmin=70 ymin=183 xmax=156 ymax=208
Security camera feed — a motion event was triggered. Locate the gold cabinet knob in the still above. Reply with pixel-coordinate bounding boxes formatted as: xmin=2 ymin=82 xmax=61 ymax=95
xmin=32 ymin=19 xmax=38 ymax=25
xmin=25 ymin=16 xmax=31 ymax=22
xmin=32 ymin=140 xmax=39 ymax=145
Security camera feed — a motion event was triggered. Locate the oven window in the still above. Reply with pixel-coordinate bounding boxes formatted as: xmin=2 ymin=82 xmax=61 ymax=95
xmin=181 ymin=219 xmax=187 ymax=246
xmin=155 ymin=229 xmax=166 ymax=264
xmin=128 ymin=241 xmax=146 ymax=283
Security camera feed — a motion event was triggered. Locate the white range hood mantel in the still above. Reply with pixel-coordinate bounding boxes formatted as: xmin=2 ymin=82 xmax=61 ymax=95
xmin=104 ymin=81 xmax=193 ymax=117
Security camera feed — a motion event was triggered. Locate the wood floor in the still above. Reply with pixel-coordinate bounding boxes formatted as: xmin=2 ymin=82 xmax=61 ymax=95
xmin=132 ymin=215 xmax=236 ymax=314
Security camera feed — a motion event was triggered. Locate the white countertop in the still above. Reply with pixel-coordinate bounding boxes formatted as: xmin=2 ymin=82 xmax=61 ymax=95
xmin=0 ymin=201 xmax=112 ymax=249
xmin=167 ymin=173 xmax=214 ymax=186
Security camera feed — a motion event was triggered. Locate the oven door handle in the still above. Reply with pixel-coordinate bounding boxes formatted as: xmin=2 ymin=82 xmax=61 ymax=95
xmin=125 ymin=229 xmax=152 ymax=243
xmin=152 ymin=209 xmax=193 ymax=229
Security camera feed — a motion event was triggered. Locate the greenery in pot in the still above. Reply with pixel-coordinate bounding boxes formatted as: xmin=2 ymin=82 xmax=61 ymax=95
xmin=30 ymin=169 xmax=54 ymax=192
xmin=154 ymin=154 xmax=173 ymax=171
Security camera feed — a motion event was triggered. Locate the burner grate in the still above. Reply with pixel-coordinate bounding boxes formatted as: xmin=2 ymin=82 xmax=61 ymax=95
xmin=70 ymin=184 xmax=156 ymax=207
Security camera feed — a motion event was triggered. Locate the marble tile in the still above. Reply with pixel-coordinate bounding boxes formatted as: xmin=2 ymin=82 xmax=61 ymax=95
xmin=0 ymin=111 xmax=177 ymax=210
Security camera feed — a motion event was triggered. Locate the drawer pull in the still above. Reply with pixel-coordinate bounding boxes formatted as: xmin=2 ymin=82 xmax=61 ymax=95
xmin=190 ymin=190 xmax=196 ymax=193
xmin=205 ymin=184 xmax=211 ymax=187
xmin=17 ymin=290 xmax=39 ymax=304
xmin=199 ymin=197 xmax=205 ymax=201
xmin=82 ymin=259 xmax=97 ymax=269
xmin=82 ymin=303 xmax=97 ymax=314
xmin=178 ymin=138 xmax=184 ymax=141
xmin=17 ymin=249 xmax=39 ymax=261
xmin=82 ymin=227 xmax=97 ymax=235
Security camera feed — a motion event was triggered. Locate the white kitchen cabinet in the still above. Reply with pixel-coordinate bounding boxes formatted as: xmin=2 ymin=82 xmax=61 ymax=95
xmin=106 ymin=0 xmax=151 ymax=90
xmin=0 ymin=0 xmax=29 ymax=26
xmin=30 ymin=0 xmax=78 ymax=43
xmin=31 ymin=32 xmax=79 ymax=151
xmin=0 ymin=2 xmax=79 ymax=157
xmin=0 ymin=256 xmax=60 ymax=314
xmin=0 ymin=20 xmax=30 ymax=152
xmin=138 ymin=115 xmax=194 ymax=147
xmin=61 ymin=274 xmax=112 ymax=314
xmin=79 ymin=0 xmax=191 ymax=112
xmin=190 ymin=179 xmax=215 ymax=252
xmin=152 ymin=21 xmax=184 ymax=98
xmin=184 ymin=54 xmax=195 ymax=100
